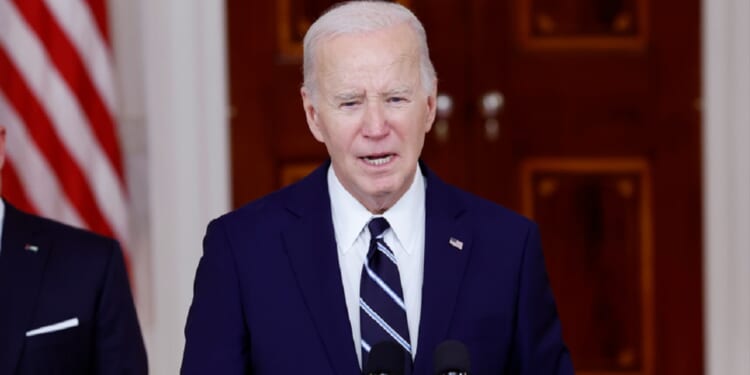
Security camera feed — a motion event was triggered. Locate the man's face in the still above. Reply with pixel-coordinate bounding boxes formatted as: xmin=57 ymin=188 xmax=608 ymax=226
xmin=301 ymin=23 xmax=436 ymax=213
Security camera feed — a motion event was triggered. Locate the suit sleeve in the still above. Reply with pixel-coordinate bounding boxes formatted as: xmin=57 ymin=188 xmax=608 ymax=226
xmin=94 ymin=240 xmax=149 ymax=374
xmin=181 ymin=219 xmax=250 ymax=374
xmin=510 ymin=223 xmax=575 ymax=374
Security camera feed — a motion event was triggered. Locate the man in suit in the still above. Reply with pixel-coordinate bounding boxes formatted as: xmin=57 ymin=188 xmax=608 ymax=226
xmin=182 ymin=1 xmax=573 ymax=374
xmin=0 ymin=125 xmax=148 ymax=374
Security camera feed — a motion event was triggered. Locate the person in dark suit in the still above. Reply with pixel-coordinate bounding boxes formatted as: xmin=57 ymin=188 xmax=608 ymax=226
xmin=182 ymin=1 xmax=573 ymax=374
xmin=0 ymin=125 xmax=148 ymax=374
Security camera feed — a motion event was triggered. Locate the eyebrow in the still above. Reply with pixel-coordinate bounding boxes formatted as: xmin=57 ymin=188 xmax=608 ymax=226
xmin=330 ymin=87 xmax=415 ymax=102
xmin=332 ymin=92 xmax=364 ymax=102
xmin=385 ymin=87 xmax=413 ymax=96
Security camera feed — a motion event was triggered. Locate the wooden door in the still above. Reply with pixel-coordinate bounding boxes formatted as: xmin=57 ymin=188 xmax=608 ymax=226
xmin=461 ymin=1 xmax=702 ymax=374
xmin=227 ymin=1 xmax=702 ymax=374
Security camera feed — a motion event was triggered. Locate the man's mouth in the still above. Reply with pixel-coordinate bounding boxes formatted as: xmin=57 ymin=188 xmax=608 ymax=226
xmin=361 ymin=154 xmax=394 ymax=166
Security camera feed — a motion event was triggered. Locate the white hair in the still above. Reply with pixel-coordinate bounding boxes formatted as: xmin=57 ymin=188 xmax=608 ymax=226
xmin=302 ymin=1 xmax=437 ymax=100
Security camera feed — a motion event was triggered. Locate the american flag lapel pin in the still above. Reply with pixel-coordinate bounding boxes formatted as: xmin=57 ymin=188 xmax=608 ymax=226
xmin=24 ymin=244 xmax=39 ymax=252
xmin=449 ymin=237 xmax=463 ymax=250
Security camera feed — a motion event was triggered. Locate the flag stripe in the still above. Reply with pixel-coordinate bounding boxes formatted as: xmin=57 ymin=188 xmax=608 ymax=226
xmin=0 ymin=0 xmax=128 ymax=242
xmin=1 ymin=161 xmax=37 ymax=214
xmin=6 ymin=157 xmax=85 ymax=228
xmin=0 ymin=90 xmax=85 ymax=228
xmin=0 ymin=46 xmax=114 ymax=238
xmin=83 ymin=0 xmax=110 ymax=45
xmin=44 ymin=0 xmax=117 ymax=113
xmin=14 ymin=0 xmax=124 ymax=182
xmin=0 ymin=0 xmax=128 ymax=253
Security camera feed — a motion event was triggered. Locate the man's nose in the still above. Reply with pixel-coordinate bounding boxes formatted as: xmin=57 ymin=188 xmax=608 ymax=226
xmin=362 ymin=101 xmax=388 ymax=138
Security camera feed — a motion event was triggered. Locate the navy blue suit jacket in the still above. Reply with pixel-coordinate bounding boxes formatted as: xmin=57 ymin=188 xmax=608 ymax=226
xmin=182 ymin=162 xmax=573 ymax=374
xmin=0 ymin=202 xmax=148 ymax=374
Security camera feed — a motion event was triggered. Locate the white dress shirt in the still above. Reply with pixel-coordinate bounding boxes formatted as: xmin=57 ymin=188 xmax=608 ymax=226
xmin=328 ymin=165 xmax=426 ymax=366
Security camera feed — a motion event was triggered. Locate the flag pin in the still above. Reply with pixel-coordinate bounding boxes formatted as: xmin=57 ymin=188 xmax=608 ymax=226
xmin=449 ymin=237 xmax=463 ymax=250
xmin=24 ymin=244 xmax=39 ymax=252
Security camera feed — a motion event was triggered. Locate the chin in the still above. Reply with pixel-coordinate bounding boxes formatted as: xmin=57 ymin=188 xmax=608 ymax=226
xmin=360 ymin=183 xmax=390 ymax=197
xmin=366 ymin=177 xmax=400 ymax=194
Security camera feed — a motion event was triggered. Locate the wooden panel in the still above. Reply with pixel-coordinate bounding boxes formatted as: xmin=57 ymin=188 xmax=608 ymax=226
xmin=277 ymin=0 xmax=411 ymax=60
xmin=521 ymin=158 xmax=654 ymax=375
xmin=280 ymin=162 xmax=319 ymax=186
xmin=518 ymin=0 xmax=648 ymax=50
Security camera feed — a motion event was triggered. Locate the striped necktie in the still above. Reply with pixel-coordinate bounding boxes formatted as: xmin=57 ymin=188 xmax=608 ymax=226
xmin=360 ymin=217 xmax=411 ymax=369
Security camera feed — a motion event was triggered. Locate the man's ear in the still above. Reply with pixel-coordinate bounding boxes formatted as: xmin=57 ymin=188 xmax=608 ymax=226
xmin=301 ymin=87 xmax=326 ymax=143
xmin=424 ymin=80 xmax=438 ymax=133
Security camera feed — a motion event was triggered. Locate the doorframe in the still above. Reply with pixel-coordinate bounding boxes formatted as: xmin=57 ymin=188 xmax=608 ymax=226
xmin=703 ymin=0 xmax=750 ymax=373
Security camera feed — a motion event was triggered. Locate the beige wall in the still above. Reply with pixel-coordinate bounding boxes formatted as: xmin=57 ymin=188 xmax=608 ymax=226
xmin=109 ymin=1 xmax=229 ymax=373
xmin=703 ymin=0 xmax=750 ymax=373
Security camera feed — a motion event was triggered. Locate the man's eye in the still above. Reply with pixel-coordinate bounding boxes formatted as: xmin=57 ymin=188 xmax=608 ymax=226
xmin=388 ymin=97 xmax=406 ymax=103
xmin=340 ymin=101 xmax=359 ymax=108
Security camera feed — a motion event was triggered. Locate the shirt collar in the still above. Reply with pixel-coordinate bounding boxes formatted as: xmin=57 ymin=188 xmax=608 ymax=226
xmin=328 ymin=164 xmax=425 ymax=255
xmin=380 ymin=167 xmax=424 ymax=255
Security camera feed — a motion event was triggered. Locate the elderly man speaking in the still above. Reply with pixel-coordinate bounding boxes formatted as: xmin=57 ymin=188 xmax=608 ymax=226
xmin=182 ymin=2 xmax=574 ymax=374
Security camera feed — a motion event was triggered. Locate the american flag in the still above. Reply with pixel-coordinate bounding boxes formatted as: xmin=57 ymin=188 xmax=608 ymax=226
xmin=0 ymin=0 xmax=128 ymax=249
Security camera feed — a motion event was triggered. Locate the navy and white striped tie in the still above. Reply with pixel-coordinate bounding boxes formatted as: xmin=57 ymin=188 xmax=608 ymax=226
xmin=360 ymin=217 xmax=411 ymax=369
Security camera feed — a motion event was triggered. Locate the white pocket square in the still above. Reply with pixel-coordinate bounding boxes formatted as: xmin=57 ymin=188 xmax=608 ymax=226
xmin=25 ymin=317 xmax=79 ymax=337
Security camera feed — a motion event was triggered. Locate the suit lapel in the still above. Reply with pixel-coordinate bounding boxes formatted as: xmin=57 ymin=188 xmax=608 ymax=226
xmin=413 ymin=169 xmax=472 ymax=374
xmin=281 ymin=164 xmax=361 ymax=375
xmin=0 ymin=202 xmax=51 ymax=374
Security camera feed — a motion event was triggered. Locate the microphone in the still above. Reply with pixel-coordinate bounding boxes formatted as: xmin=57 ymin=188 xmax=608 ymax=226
xmin=433 ymin=340 xmax=470 ymax=375
xmin=364 ymin=341 xmax=407 ymax=375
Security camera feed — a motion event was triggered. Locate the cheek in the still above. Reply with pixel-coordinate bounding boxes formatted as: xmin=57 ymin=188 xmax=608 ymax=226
xmin=325 ymin=125 xmax=359 ymax=153
xmin=405 ymin=113 xmax=431 ymax=141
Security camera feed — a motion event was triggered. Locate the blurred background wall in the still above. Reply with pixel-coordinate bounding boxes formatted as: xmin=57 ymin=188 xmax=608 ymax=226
xmin=100 ymin=0 xmax=749 ymax=373
xmin=108 ymin=1 xmax=228 ymax=374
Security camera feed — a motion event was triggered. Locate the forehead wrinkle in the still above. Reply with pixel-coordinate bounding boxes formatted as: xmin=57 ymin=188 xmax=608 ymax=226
xmin=315 ymin=29 xmax=424 ymax=100
xmin=367 ymin=57 xmax=422 ymax=96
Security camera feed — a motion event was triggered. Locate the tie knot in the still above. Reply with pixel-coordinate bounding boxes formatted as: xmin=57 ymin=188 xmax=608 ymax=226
xmin=367 ymin=217 xmax=390 ymax=239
